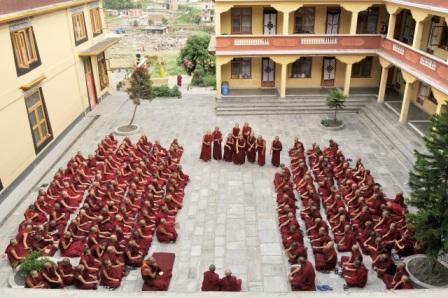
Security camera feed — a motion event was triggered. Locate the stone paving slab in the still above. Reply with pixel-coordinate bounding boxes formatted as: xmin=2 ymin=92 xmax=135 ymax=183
xmin=0 ymin=80 xmax=420 ymax=293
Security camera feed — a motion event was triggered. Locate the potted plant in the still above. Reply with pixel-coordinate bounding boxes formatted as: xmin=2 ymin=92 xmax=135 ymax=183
xmin=405 ymin=111 xmax=448 ymax=288
xmin=115 ymin=56 xmax=154 ymax=136
xmin=321 ymin=88 xmax=346 ymax=130
xmin=9 ymin=251 xmax=52 ymax=288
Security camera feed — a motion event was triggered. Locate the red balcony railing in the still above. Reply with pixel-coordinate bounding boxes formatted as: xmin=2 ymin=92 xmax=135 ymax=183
xmin=214 ymin=34 xmax=383 ymax=53
xmin=379 ymin=38 xmax=448 ymax=91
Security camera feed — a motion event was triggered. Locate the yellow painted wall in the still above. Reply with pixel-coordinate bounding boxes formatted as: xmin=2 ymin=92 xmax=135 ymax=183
xmin=220 ymin=6 xmax=283 ymax=35
xmin=351 ymin=56 xmax=382 ymax=88
xmin=0 ymin=1 xmax=112 ymax=190
xmin=221 ymin=57 xmax=262 ymax=89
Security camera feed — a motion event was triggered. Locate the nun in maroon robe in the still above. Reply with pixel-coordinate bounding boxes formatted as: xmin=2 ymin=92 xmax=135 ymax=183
xmin=199 ymin=130 xmax=212 ymax=162
xmin=233 ymin=135 xmax=246 ymax=165
xmin=220 ymin=269 xmax=241 ymax=291
xmin=256 ymin=136 xmax=266 ymax=166
xmin=343 ymin=260 xmax=368 ymax=288
xmin=212 ymin=127 xmax=223 ymax=160
xmin=246 ymin=133 xmax=256 ymax=163
xmin=223 ymin=134 xmax=234 ymax=162
xmin=271 ymin=136 xmax=282 ymax=167
xmin=201 ymin=264 xmax=221 ymax=291
xmin=231 ymin=123 xmax=240 ymax=149
xmin=289 ymin=257 xmax=316 ymax=291
xmin=5 ymin=239 xmax=27 ymax=267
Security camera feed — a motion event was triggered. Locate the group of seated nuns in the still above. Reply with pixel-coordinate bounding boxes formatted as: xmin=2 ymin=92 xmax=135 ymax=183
xmin=199 ymin=122 xmax=283 ymax=167
xmin=275 ymin=138 xmax=418 ymax=290
xmin=5 ymin=134 xmax=189 ymax=290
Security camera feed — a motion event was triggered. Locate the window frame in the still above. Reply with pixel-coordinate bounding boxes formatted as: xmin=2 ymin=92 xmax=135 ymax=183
xmin=231 ymin=58 xmax=252 ymax=79
xmin=294 ymin=7 xmax=315 ymax=34
xmin=231 ymin=7 xmax=252 ymax=34
xmin=72 ymin=11 xmax=88 ymax=45
xmin=290 ymin=57 xmax=313 ymax=78
xmin=357 ymin=7 xmax=379 ymax=34
xmin=25 ymin=88 xmax=53 ymax=153
xmin=10 ymin=26 xmax=41 ymax=76
xmin=90 ymin=8 xmax=103 ymax=36
xmin=97 ymin=52 xmax=109 ymax=90
xmin=439 ymin=24 xmax=448 ymax=50
xmin=352 ymin=57 xmax=373 ymax=78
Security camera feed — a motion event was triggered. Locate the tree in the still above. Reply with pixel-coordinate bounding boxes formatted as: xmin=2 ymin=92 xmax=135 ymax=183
xmin=161 ymin=17 xmax=168 ymax=25
xmin=126 ymin=62 xmax=154 ymax=126
xmin=148 ymin=19 xmax=154 ymax=26
xmin=408 ymin=110 xmax=448 ymax=263
xmin=326 ymin=88 xmax=346 ymax=123
xmin=178 ymin=33 xmax=215 ymax=75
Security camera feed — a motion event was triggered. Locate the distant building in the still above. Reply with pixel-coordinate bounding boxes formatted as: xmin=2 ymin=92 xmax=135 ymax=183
xmin=143 ymin=25 xmax=168 ymax=34
xmin=0 ymin=0 xmax=119 ymax=194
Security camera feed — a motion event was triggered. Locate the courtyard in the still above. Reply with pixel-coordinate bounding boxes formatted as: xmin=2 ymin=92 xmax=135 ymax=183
xmin=0 ymin=83 xmax=418 ymax=293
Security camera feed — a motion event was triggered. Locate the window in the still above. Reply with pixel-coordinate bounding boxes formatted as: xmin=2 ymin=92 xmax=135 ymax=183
xmin=231 ymin=58 xmax=251 ymax=79
xmin=290 ymin=58 xmax=312 ymax=78
xmin=10 ymin=26 xmax=41 ymax=76
xmin=439 ymin=24 xmax=448 ymax=50
xmin=90 ymin=8 xmax=103 ymax=36
xmin=418 ymin=83 xmax=437 ymax=105
xmin=72 ymin=12 xmax=88 ymax=45
xmin=98 ymin=53 xmax=109 ymax=90
xmin=294 ymin=7 xmax=315 ymax=34
xmin=25 ymin=88 xmax=52 ymax=152
xmin=352 ymin=57 xmax=373 ymax=78
xmin=231 ymin=8 xmax=251 ymax=34
xmin=357 ymin=7 xmax=379 ymax=34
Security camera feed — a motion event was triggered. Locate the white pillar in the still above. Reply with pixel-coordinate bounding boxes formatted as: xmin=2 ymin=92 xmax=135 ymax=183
xmin=378 ymin=67 xmax=389 ymax=103
xmin=399 ymin=82 xmax=413 ymax=123
xmin=343 ymin=64 xmax=353 ymax=96
xmin=412 ymin=21 xmax=423 ymax=49
xmin=350 ymin=11 xmax=359 ymax=34
xmin=280 ymin=63 xmax=287 ymax=98
xmin=283 ymin=11 xmax=289 ymax=35
xmin=216 ymin=64 xmax=222 ymax=98
xmin=387 ymin=13 xmax=397 ymax=39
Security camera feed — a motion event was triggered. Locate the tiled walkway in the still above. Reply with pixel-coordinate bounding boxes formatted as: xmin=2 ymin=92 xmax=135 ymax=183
xmin=0 ymin=81 xmax=420 ymax=292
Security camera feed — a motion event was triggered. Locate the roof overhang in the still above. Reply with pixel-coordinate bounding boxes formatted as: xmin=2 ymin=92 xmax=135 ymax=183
xmin=78 ymin=37 xmax=121 ymax=57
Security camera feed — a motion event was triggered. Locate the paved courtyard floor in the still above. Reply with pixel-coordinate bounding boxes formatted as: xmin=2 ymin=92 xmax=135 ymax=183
xmin=0 ymin=82 xmax=416 ymax=293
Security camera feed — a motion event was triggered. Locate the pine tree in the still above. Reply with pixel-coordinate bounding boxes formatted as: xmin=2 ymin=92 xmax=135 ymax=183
xmin=408 ymin=111 xmax=448 ymax=262
xmin=126 ymin=63 xmax=154 ymax=126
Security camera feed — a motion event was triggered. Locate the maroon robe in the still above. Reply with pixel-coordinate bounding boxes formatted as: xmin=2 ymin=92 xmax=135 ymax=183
xmin=271 ymin=140 xmax=282 ymax=167
xmin=223 ymin=139 xmax=234 ymax=162
xmin=246 ymin=136 xmax=256 ymax=163
xmin=256 ymin=139 xmax=266 ymax=166
xmin=200 ymin=134 xmax=212 ymax=161
xmin=233 ymin=139 xmax=246 ymax=165
xmin=212 ymin=131 xmax=223 ymax=160
xmin=220 ymin=276 xmax=241 ymax=292
xmin=290 ymin=261 xmax=316 ymax=291
xmin=344 ymin=264 xmax=368 ymax=288
xmin=201 ymin=271 xmax=221 ymax=291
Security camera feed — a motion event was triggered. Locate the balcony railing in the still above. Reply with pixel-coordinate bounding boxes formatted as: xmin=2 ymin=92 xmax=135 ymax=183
xmin=214 ymin=34 xmax=382 ymax=53
xmin=212 ymin=34 xmax=448 ymax=93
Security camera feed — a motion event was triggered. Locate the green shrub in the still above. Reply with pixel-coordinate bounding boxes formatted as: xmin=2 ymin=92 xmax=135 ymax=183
xmin=321 ymin=119 xmax=343 ymax=127
xmin=191 ymin=66 xmax=215 ymax=87
xmin=153 ymin=85 xmax=182 ymax=98
xmin=18 ymin=251 xmax=50 ymax=277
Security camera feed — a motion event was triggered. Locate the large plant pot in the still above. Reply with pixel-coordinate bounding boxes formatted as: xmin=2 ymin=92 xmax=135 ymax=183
xmin=114 ymin=124 xmax=141 ymax=136
xmin=405 ymin=254 xmax=448 ymax=289
xmin=8 ymin=266 xmax=24 ymax=288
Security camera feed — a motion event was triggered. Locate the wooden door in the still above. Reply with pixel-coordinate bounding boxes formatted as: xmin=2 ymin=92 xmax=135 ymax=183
xmin=263 ymin=10 xmax=277 ymax=35
xmin=326 ymin=8 xmax=340 ymax=34
xmin=321 ymin=57 xmax=336 ymax=87
xmin=261 ymin=58 xmax=275 ymax=87
xmin=83 ymin=57 xmax=97 ymax=110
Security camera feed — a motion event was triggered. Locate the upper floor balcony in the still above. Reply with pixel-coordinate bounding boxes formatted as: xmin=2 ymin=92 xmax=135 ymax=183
xmin=210 ymin=34 xmax=448 ymax=95
xmin=214 ymin=1 xmax=448 ymax=63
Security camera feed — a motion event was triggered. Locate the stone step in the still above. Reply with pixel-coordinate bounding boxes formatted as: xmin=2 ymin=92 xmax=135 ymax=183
xmin=216 ymin=103 xmax=368 ymax=110
xmin=217 ymin=96 xmax=376 ymax=104
xmin=359 ymin=103 xmax=424 ymax=168
xmin=216 ymin=109 xmax=359 ymax=116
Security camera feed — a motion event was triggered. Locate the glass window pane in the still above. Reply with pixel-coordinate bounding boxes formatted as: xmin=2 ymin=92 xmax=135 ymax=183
xmin=32 ymin=128 xmax=40 ymax=144
xmin=40 ymin=123 xmax=47 ymax=137
xmin=29 ymin=111 xmax=37 ymax=126
xmin=242 ymin=16 xmax=251 ymax=32
xmin=232 ymin=8 xmax=241 ymax=16
xmin=232 ymin=18 xmax=241 ymax=32
xmin=37 ymin=105 xmax=44 ymax=120
xmin=26 ymin=92 xmax=40 ymax=108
